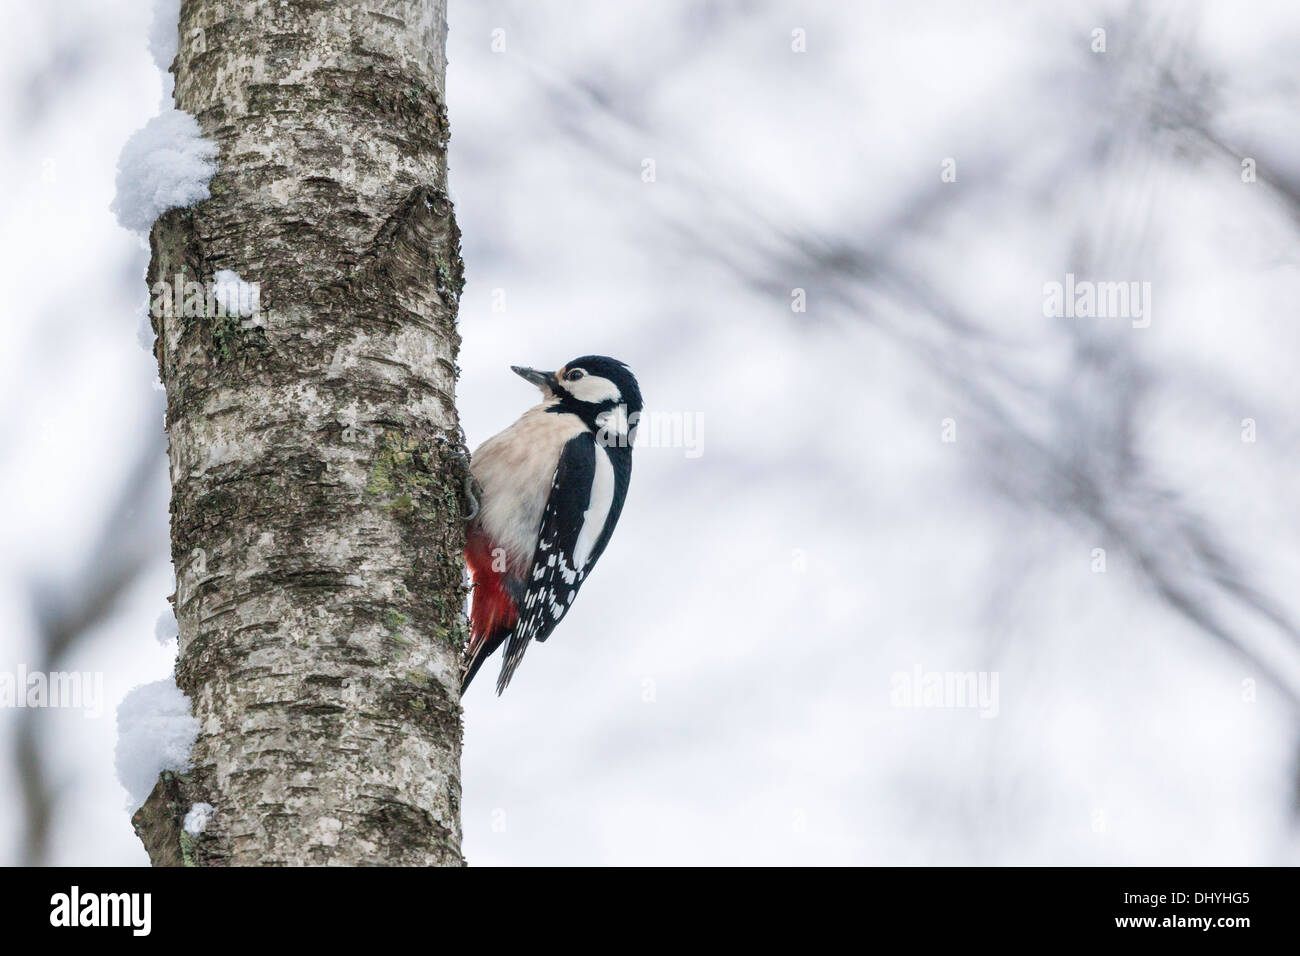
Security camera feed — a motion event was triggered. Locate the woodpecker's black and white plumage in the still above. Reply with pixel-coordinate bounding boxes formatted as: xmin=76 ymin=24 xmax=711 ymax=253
xmin=463 ymin=356 xmax=642 ymax=695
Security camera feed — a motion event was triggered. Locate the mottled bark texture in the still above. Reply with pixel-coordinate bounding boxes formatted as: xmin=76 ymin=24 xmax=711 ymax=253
xmin=133 ymin=0 xmax=466 ymax=865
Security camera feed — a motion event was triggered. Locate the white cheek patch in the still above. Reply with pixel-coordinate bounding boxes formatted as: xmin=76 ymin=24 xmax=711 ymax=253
xmin=565 ymin=374 xmax=622 ymax=404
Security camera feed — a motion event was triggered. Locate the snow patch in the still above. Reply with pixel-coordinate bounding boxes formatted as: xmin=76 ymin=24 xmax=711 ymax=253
xmin=154 ymin=608 xmax=178 ymax=645
xmin=114 ymin=676 xmax=200 ymax=810
xmin=111 ymin=109 xmax=218 ymax=234
xmin=183 ymin=802 xmax=216 ymax=836
xmin=212 ymin=270 xmax=261 ymax=318
xmin=148 ymin=0 xmax=182 ymax=74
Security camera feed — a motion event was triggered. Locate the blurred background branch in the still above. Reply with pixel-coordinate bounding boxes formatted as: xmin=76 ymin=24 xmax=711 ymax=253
xmin=17 ymin=432 xmax=166 ymax=865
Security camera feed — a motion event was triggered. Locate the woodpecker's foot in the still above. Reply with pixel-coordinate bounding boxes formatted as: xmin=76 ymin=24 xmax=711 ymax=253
xmin=446 ymin=445 xmax=481 ymax=522
xmin=462 ymin=474 xmax=482 ymax=522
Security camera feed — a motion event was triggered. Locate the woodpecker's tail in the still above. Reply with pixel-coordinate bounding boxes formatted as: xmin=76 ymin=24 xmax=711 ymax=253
xmin=494 ymin=628 xmax=534 ymax=695
xmin=460 ymin=632 xmax=500 ymax=693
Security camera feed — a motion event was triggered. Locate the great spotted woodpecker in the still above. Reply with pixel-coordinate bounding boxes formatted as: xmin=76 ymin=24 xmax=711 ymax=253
xmin=462 ymin=356 xmax=642 ymax=694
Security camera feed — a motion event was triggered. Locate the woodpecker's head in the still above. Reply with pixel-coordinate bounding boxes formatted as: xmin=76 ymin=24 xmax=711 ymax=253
xmin=512 ymin=356 xmax=643 ymax=440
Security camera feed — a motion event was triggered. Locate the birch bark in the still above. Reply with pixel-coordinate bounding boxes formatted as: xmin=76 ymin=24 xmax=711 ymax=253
xmin=132 ymin=0 xmax=466 ymax=866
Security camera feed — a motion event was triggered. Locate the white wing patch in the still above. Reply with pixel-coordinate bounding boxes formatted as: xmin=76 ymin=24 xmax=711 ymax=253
xmin=574 ymin=444 xmax=615 ymax=571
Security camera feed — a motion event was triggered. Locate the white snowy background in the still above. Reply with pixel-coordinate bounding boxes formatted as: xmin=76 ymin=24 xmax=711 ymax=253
xmin=2 ymin=0 xmax=1299 ymax=865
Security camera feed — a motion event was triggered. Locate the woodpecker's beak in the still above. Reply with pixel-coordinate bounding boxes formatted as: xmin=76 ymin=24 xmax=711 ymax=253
xmin=511 ymin=366 xmax=557 ymax=393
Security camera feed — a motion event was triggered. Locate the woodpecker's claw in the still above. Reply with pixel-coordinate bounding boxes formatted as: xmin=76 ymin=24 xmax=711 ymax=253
xmin=446 ymin=444 xmax=481 ymax=522
xmin=462 ymin=473 xmax=482 ymax=522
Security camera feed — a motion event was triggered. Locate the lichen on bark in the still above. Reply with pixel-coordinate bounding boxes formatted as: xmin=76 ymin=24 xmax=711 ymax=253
xmin=137 ymin=0 xmax=466 ymax=866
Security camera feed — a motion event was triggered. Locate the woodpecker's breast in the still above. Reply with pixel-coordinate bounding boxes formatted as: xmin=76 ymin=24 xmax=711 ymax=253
xmin=470 ymin=404 xmax=588 ymax=571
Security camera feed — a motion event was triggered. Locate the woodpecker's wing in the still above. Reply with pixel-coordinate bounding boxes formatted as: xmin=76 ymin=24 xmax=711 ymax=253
xmin=495 ymin=433 xmax=601 ymax=694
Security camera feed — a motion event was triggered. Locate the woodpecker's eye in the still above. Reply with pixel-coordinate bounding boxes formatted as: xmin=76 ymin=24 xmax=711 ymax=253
xmin=564 ymin=368 xmax=586 ymax=382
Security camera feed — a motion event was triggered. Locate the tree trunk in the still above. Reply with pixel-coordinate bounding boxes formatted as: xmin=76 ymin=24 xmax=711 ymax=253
xmin=133 ymin=0 xmax=466 ymax=866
